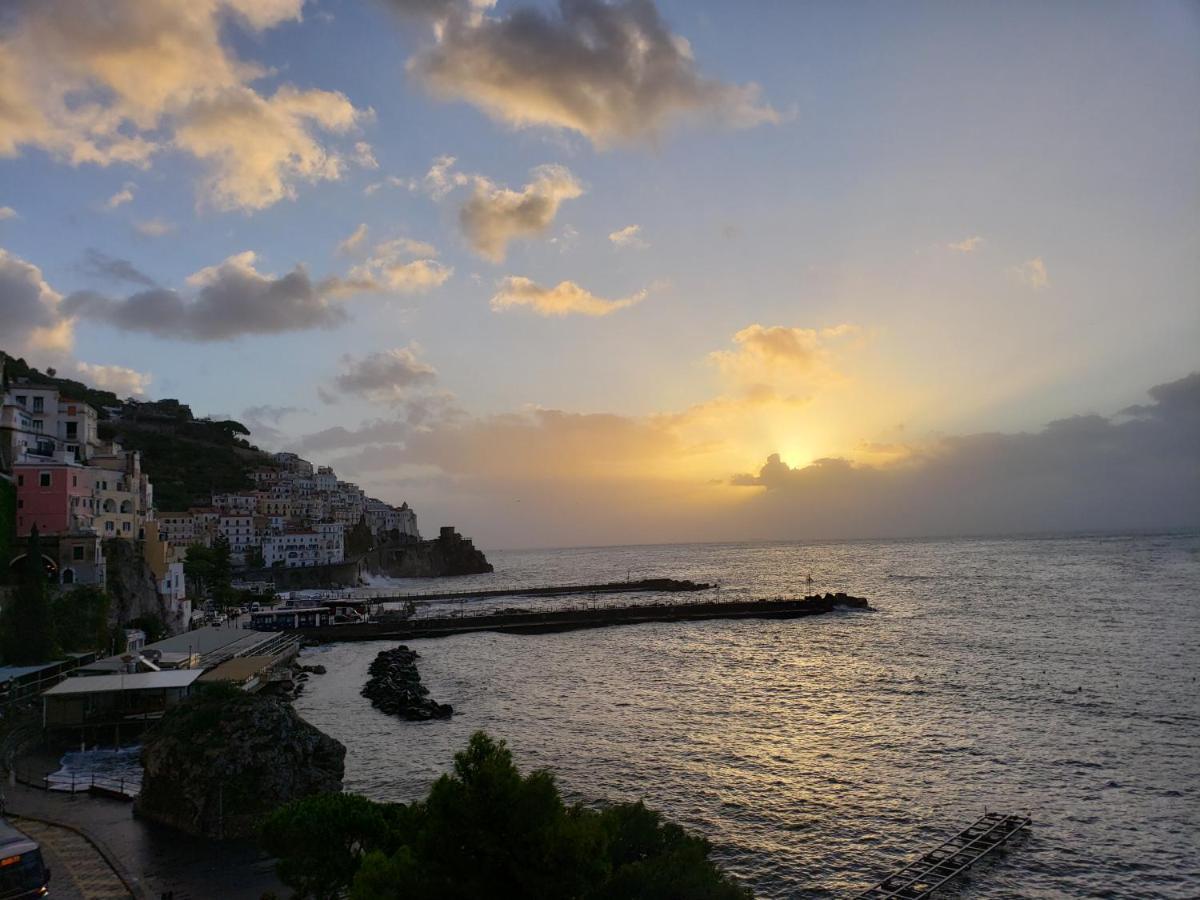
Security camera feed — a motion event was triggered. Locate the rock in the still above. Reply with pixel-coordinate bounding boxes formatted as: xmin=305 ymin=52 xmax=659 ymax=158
xmin=362 ymin=646 xmax=453 ymax=721
xmin=362 ymin=527 xmax=493 ymax=578
xmin=300 ymin=664 xmax=327 ymax=675
xmin=136 ymin=686 xmax=345 ymax=839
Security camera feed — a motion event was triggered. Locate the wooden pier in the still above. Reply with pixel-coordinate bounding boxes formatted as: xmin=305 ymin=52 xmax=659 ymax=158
xmin=288 ymin=593 xmax=870 ymax=643
xmin=856 ymin=812 xmax=1031 ymax=899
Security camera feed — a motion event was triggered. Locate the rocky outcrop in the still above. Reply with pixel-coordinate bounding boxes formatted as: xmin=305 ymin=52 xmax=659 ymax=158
xmin=103 ymin=538 xmax=170 ymax=628
xmin=362 ymin=646 xmax=452 ymax=720
xmin=362 ymin=526 xmax=492 ymax=578
xmin=136 ymin=686 xmax=345 ymax=839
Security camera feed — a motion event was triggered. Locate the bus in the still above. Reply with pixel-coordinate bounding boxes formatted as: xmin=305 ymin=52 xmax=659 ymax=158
xmin=0 ymin=819 xmax=50 ymax=899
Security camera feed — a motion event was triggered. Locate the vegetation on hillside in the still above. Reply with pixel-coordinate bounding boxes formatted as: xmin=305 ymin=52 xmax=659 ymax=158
xmin=262 ymin=732 xmax=751 ymax=900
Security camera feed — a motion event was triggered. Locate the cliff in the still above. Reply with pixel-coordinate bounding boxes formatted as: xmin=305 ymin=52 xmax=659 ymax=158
xmin=362 ymin=527 xmax=493 ymax=578
xmin=102 ymin=538 xmax=173 ymax=630
xmin=137 ymin=685 xmax=345 ymax=839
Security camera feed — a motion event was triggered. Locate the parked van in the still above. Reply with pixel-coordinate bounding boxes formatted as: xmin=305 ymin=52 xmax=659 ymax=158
xmin=0 ymin=818 xmax=51 ymax=899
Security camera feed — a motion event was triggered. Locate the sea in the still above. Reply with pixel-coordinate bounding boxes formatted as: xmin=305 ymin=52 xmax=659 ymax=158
xmin=292 ymin=531 xmax=1200 ymax=898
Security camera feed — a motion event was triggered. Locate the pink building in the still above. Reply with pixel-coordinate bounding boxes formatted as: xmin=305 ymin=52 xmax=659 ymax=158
xmin=14 ymin=460 xmax=95 ymax=536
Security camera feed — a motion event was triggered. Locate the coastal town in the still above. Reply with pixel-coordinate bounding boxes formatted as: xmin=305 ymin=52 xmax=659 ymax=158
xmin=1 ymin=352 xmax=422 ymax=635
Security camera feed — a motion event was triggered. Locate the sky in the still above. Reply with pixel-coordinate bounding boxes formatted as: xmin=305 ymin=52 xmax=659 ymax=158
xmin=1 ymin=0 xmax=1197 ymax=548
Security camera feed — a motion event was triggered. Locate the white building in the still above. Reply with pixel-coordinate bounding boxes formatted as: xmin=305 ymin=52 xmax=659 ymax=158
xmin=262 ymin=530 xmax=323 ymax=568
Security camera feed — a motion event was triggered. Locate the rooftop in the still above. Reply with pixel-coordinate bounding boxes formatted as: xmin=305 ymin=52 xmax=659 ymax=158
xmin=44 ymin=670 xmax=202 ymax=696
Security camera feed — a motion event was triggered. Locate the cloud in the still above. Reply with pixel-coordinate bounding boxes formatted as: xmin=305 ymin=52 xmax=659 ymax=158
xmin=133 ymin=218 xmax=176 ymax=238
xmin=490 ymin=276 xmax=645 ymax=317
xmin=364 ymin=175 xmax=415 ymax=196
xmin=243 ymin=404 xmax=300 ymax=424
xmin=337 ymin=223 xmax=371 ymax=256
xmin=709 ymin=324 xmax=859 ymax=386
xmin=106 ymin=183 xmax=136 ymax=209
xmin=78 ymin=249 xmax=157 ymax=288
xmin=0 ymin=0 xmax=369 ymax=211
xmin=173 ymin=84 xmax=366 ymax=211
xmin=353 ymin=141 xmax=379 ymax=169
xmin=62 ymin=250 xmax=359 ymax=341
xmin=329 ymin=346 xmax=439 ymax=405
xmin=0 ymin=247 xmax=72 ymax=354
xmin=459 ymin=164 xmax=583 ymax=261
xmin=1013 ymin=256 xmax=1049 ymax=290
xmin=399 ymin=0 xmax=779 ymax=146
xmin=0 ymin=207 xmax=16 ymax=221
xmin=423 ymin=155 xmax=470 ymax=199
xmin=727 ymin=372 xmax=1199 ymax=539
xmin=74 ymin=361 xmax=152 ymax=396
xmin=609 ymin=224 xmax=647 ymax=249
xmin=347 ymin=237 xmax=452 ymax=292
xmin=240 ymin=403 xmax=302 ymax=447
xmin=948 ymin=235 xmax=982 ymax=253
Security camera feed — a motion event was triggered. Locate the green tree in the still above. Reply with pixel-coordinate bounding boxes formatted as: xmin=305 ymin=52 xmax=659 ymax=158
xmin=51 ymin=585 xmax=112 ymax=653
xmin=261 ymin=793 xmax=393 ymax=900
xmin=0 ymin=526 xmax=60 ymax=664
xmin=183 ymin=543 xmax=214 ymax=597
xmin=210 ymin=535 xmax=233 ymax=608
xmin=266 ymin=732 xmax=750 ymax=900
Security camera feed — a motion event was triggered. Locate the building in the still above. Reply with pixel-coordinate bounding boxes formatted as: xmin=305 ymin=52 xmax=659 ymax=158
xmin=41 ymin=670 xmax=203 ymax=729
xmin=261 ymin=530 xmax=322 ymax=567
xmin=14 ymin=459 xmax=96 ymax=536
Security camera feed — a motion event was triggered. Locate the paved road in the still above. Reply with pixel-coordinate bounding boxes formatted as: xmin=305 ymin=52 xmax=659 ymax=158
xmin=6 ymin=782 xmax=284 ymax=899
xmin=8 ymin=815 xmax=132 ymax=900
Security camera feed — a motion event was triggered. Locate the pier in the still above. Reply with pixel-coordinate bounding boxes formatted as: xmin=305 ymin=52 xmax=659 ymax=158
xmin=352 ymin=577 xmax=712 ymax=604
xmin=856 ymin=812 xmax=1031 ymax=899
xmin=292 ymin=593 xmax=870 ymax=642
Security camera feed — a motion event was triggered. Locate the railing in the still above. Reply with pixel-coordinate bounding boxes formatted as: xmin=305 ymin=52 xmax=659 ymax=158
xmin=13 ymin=765 xmax=140 ymax=800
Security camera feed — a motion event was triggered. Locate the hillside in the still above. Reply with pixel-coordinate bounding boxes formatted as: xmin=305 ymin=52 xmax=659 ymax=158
xmin=2 ymin=352 xmax=277 ymax=511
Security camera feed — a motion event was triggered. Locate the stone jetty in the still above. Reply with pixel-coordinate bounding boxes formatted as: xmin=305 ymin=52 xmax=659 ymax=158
xmin=361 ymin=646 xmax=453 ymax=720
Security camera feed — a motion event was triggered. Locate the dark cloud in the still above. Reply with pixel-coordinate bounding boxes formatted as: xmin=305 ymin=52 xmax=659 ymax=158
xmin=729 ymin=373 xmax=1200 ymax=538
xmin=78 ymin=249 xmax=157 ymax=288
xmin=61 ymin=251 xmax=353 ymax=341
xmin=401 ymin=0 xmax=779 ymax=146
xmin=328 ymin=346 xmax=438 ymax=405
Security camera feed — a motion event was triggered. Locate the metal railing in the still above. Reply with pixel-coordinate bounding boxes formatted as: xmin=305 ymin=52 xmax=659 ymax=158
xmin=13 ymin=765 xmax=140 ymax=799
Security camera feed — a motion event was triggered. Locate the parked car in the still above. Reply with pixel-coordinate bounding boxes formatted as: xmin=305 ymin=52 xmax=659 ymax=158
xmin=0 ymin=818 xmax=51 ymax=899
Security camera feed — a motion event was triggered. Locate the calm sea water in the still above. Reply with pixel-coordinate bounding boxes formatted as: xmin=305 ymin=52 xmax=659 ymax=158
xmin=294 ymin=532 xmax=1200 ymax=898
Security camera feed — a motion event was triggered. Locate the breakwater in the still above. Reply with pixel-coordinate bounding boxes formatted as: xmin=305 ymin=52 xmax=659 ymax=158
xmin=370 ymin=577 xmax=712 ymax=604
xmin=299 ymin=593 xmax=870 ymax=643
xmin=362 ymin=646 xmax=452 ymax=720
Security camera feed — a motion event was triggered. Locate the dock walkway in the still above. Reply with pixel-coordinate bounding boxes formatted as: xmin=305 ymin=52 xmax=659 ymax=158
xmin=856 ymin=812 xmax=1031 ymax=899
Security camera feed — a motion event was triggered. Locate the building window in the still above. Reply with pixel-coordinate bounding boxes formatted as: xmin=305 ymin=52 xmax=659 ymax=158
xmin=73 ymin=545 xmax=85 ymax=560
xmin=40 ymin=471 xmax=51 ymax=487
xmin=15 ymin=395 xmax=26 ymax=406
xmin=31 ymin=419 xmax=43 ymax=432
xmin=65 ymin=422 xmax=78 ymax=439
xmin=16 ymin=499 xmax=22 ymax=509
xmin=16 ymin=475 xmax=23 ymax=487
xmin=32 ymin=396 xmax=44 ymax=413
xmin=72 ymin=475 xmax=78 ymax=487
xmin=123 ymin=522 xmax=131 ymax=533
xmin=105 ymin=521 xmax=115 ymax=533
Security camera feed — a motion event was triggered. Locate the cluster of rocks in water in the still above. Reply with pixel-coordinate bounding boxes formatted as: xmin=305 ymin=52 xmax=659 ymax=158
xmin=362 ymin=645 xmax=453 ymax=720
